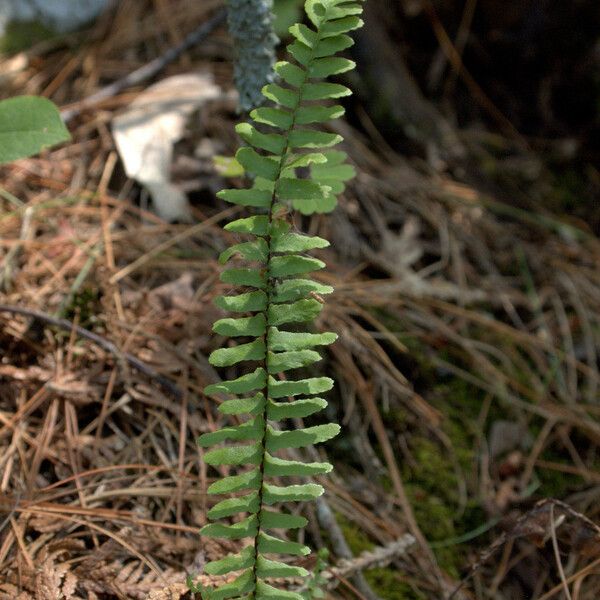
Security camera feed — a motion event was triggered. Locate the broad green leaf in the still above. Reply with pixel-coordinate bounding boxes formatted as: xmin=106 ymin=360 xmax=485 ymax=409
xmin=268 ymin=376 xmax=334 ymax=398
xmin=256 ymin=581 xmax=304 ymax=599
xmin=262 ymin=482 xmax=324 ymax=504
xmin=219 ymin=393 xmax=266 ymax=416
xmin=204 ymin=546 xmax=255 ymax=576
xmin=256 ymin=556 xmax=309 ymax=579
xmin=301 ymin=82 xmax=351 ymax=101
xmin=257 ymin=532 xmax=310 ymax=556
xmin=267 ymin=349 xmax=322 ymax=373
xmin=224 ymin=215 xmax=270 ymax=236
xmin=260 ymin=509 xmax=308 ymax=529
xmin=215 ymin=291 xmax=268 ymax=312
xmin=207 ymin=468 xmax=261 ymax=494
xmin=208 ymin=492 xmax=260 ymax=519
xmin=272 ymin=279 xmax=334 ymax=302
xmin=236 ymin=123 xmax=286 ymax=155
xmin=236 ymin=147 xmax=280 ymax=181
xmin=309 ymin=56 xmax=356 ymax=78
xmin=213 ymin=314 xmax=267 ymax=337
xmin=251 ymin=107 xmax=293 ymax=129
xmin=204 ymin=443 xmax=262 ymax=466
xmin=220 ymin=268 xmax=266 ymax=289
xmin=197 ymin=415 xmax=264 ymax=446
xmin=219 ymin=239 xmax=269 ymax=264
xmin=218 ymin=188 xmax=271 ymax=208
xmin=288 ymin=129 xmax=342 ymax=149
xmin=266 ymin=423 xmax=340 ymax=451
xmin=295 ymin=104 xmax=345 ymax=125
xmin=289 ymin=23 xmax=318 ymax=48
xmin=267 ymin=397 xmax=328 ymax=420
xmin=209 ymin=339 xmax=266 ymax=367
xmin=274 ymin=61 xmax=306 ymax=87
xmin=262 ymin=84 xmax=299 ymax=110
xmin=268 ymin=298 xmax=323 ymax=326
xmin=269 ymin=255 xmax=325 ymax=277
xmin=201 ymin=514 xmax=258 ymax=539
xmin=204 ymin=569 xmax=255 ymax=600
xmin=205 ymin=368 xmax=266 ymax=396
xmin=271 ymin=233 xmax=329 ymax=253
xmin=268 ymin=328 xmax=337 ymax=351
xmin=265 ymin=453 xmax=333 ymax=477
xmin=0 ymin=96 xmax=70 ymax=164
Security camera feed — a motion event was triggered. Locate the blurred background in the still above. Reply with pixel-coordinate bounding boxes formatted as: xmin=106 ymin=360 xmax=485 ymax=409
xmin=1 ymin=1 xmax=600 ymax=599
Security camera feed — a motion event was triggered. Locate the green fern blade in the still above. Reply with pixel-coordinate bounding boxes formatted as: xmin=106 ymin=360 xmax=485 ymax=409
xmin=287 ymin=40 xmax=312 ymax=66
xmin=219 ymin=393 xmax=266 ymax=416
xmin=256 ymin=556 xmax=309 ymax=579
xmin=265 ymin=423 xmax=340 ymax=451
xmin=213 ymin=314 xmax=267 ymax=338
xmin=204 ymin=569 xmax=255 ymax=600
xmin=295 ymin=104 xmax=345 ymax=124
xmin=262 ymin=84 xmax=300 ymax=109
xmin=314 ymin=34 xmax=354 ymax=58
xmin=201 ymin=515 xmax=258 ymax=539
xmin=268 ymin=376 xmax=334 ymax=398
xmin=215 ymin=291 xmax=268 ymax=313
xmin=218 ymin=188 xmax=272 ymax=208
xmin=224 ymin=216 xmax=271 ymax=236
xmin=308 ymin=56 xmax=355 ymax=78
xmin=321 ymin=15 xmax=363 ymax=36
xmin=219 ymin=240 xmax=269 ymax=264
xmin=236 ymin=147 xmax=280 ymax=181
xmin=264 ymin=453 xmax=333 ymax=476
xmin=266 ymin=397 xmax=328 ymax=420
xmin=256 ymin=581 xmax=304 ymax=600
xmin=271 ymin=233 xmax=329 ymax=253
xmin=276 ymin=178 xmax=330 ymax=202
xmin=274 ymin=61 xmax=306 ymax=87
xmin=260 ymin=509 xmax=308 ymax=529
xmin=235 ymin=123 xmax=286 ymax=155
xmin=208 ymin=492 xmax=260 ymax=519
xmin=267 ymin=299 xmax=323 ymax=326
xmin=262 ymin=482 xmax=324 ymax=504
xmin=220 ymin=268 xmax=267 ymax=289
xmin=204 ymin=546 xmax=255 ymax=576
xmin=209 ymin=339 xmax=266 ymax=368
xmin=250 ymin=107 xmax=293 ymax=129
xmin=207 ymin=468 xmax=261 ymax=494
xmin=198 ymin=416 xmax=265 ymax=447
xmin=271 ymin=280 xmax=334 ymax=303
xmin=267 ymin=328 xmax=337 ymax=351
xmin=269 ymin=255 xmax=325 ymax=278
xmin=205 ymin=368 xmax=267 ymax=396
xmin=267 ymin=349 xmax=322 ymax=373
xmin=204 ymin=443 xmax=263 ymax=466
xmin=288 ymin=129 xmax=342 ymax=148
xmin=257 ymin=532 xmax=310 ymax=556
xmin=301 ymin=81 xmax=351 ymax=100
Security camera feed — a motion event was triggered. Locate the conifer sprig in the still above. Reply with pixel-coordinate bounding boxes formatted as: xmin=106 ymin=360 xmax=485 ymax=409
xmin=196 ymin=2 xmax=364 ymax=598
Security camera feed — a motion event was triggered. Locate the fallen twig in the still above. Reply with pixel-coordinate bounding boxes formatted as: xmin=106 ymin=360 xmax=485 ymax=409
xmin=60 ymin=8 xmax=227 ymax=123
xmin=0 ymin=304 xmax=183 ymax=399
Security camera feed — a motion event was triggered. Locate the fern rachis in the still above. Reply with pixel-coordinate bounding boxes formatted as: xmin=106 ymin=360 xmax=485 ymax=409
xmin=194 ymin=2 xmax=364 ymax=598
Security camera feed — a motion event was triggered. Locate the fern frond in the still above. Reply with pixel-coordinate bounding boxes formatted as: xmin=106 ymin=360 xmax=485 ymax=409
xmin=197 ymin=1 xmax=364 ymax=598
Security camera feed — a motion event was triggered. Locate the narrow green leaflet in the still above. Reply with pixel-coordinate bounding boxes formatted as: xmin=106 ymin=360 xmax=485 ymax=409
xmin=0 ymin=96 xmax=70 ymax=164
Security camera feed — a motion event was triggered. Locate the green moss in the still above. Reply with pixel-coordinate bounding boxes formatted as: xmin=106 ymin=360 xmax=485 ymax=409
xmin=365 ymin=569 xmax=426 ymax=600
